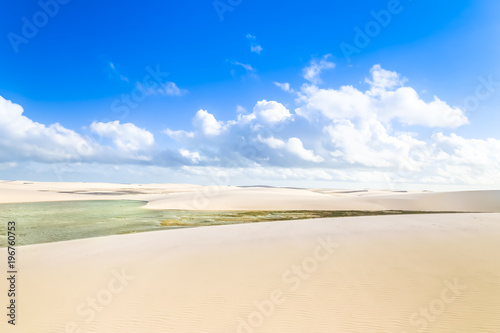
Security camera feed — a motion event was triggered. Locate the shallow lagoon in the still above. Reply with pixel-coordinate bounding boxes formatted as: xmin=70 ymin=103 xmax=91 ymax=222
xmin=0 ymin=200 xmax=440 ymax=246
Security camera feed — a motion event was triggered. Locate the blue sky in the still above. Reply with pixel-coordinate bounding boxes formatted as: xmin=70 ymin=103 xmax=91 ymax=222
xmin=1 ymin=0 xmax=499 ymax=189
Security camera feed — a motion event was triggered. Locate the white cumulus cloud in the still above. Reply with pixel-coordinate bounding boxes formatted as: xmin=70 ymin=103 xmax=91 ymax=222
xmin=192 ymin=109 xmax=223 ymax=136
xmin=285 ymin=137 xmax=324 ymax=163
xmin=253 ymin=100 xmax=292 ymax=123
xmin=1 ymin=62 xmax=498 ymax=188
xmin=297 ymin=64 xmax=468 ymax=128
xmin=90 ymin=121 xmax=154 ymax=151
xmin=0 ymin=96 xmax=95 ymax=162
xmin=179 ymin=149 xmax=201 ymax=163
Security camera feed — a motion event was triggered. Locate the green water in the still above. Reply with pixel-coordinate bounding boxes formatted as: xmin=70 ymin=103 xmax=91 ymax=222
xmin=0 ymin=200 xmax=240 ymax=247
xmin=0 ymin=200 xmax=447 ymax=247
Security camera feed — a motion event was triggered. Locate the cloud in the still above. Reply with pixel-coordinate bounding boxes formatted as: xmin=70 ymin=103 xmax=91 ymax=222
xmin=140 ymin=81 xmax=187 ymax=96
xmin=90 ymin=121 xmax=154 ymax=151
xmin=366 ymin=64 xmax=406 ymax=93
xmin=1 ymin=62 xmax=498 ymax=188
xmin=246 ymin=34 xmax=262 ymax=54
xmin=297 ymin=84 xmax=372 ymax=120
xmin=107 ymin=61 xmax=130 ymax=82
xmin=164 ymin=128 xmax=194 ymax=140
xmin=230 ymin=60 xmax=257 ymax=78
xmin=251 ymin=45 xmax=263 ymax=54
xmin=259 ymin=136 xmax=323 ymax=162
xmin=160 ymin=65 xmax=497 ymax=186
xmin=179 ymin=149 xmax=201 ymax=164
xmin=297 ymin=64 xmax=468 ymax=128
xmin=303 ymin=54 xmax=335 ymax=84
xmin=273 ymin=82 xmax=294 ymax=92
xmin=157 ymin=82 xmax=186 ymax=96
xmin=285 ymin=137 xmax=324 ymax=162
xmin=0 ymin=95 xmax=161 ymax=165
xmin=165 ymin=100 xmax=304 ymax=167
xmin=192 ymin=109 xmax=223 ymax=136
xmin=231 ymin=60 xmax=255 ymax=73
xmin=0 ymin=95 xmax=95 ymax=163
xmin=259 ymin=135 xmax=285 ymax=149
xmin=166 ymin=100 xmax=292 ymax=142
xmin=324 ymin=118 xmax=421 ymax=168
xmin=253 ymin=100 xmax=292 ymax=123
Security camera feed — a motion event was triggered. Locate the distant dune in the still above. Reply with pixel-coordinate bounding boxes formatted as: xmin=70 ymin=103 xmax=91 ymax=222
xmin=1 ymin=180 xmax=499 ymax=212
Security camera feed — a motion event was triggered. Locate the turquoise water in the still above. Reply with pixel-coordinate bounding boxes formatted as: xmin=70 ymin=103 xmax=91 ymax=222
xmin=0 ymin=200 xmax=340 ymax=246
xmin=0 ymin=200 xmax=168 ymax=246
xmin=0 ymin=200 xmax=438 ymax=247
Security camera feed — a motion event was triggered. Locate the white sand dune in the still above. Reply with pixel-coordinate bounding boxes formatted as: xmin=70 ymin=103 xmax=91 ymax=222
xmin=1 ymin=181 xmax=500 ymax=332
xmin=1 ymin=213 xmax=500 ymax=332
xmin=1 ymin=180 xmax=499 ymax=212
xmin=144 ymin=187 xmax=500 ymax=212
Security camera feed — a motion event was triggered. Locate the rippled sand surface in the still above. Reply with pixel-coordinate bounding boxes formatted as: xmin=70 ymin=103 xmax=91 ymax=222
xmin=1 ymin=213 xmax=499 ymax=332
